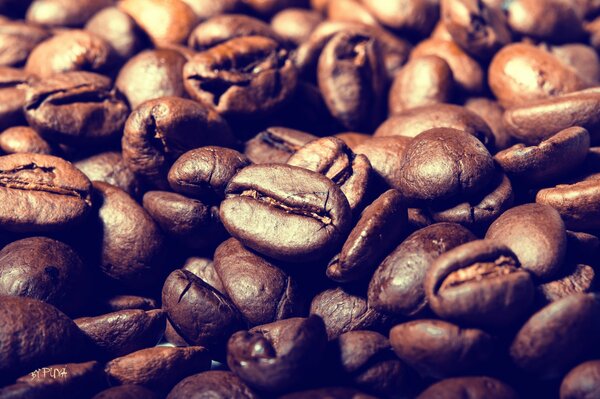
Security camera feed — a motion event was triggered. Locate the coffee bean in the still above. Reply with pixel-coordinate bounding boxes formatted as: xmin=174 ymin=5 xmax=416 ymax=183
xmin=464 ymin=97 xmax=513 ymax=150
xmin=417 ymin=377 xmax=519 ymax=399
xmin=537 ymin=263 xmax=596 ymax=305
xmin=354 ymin=136 xmax=411 ymax=189
xmin=182 ymin=256 xmax=225 ymax=293
xmin=0 ymin=126 xmax=54 ymax=155
xmin=360 ymin=0 xmax=439 ymax=36
xmin=547 ymin=43 xmax=600 ymax=86
xmin=97 ymin=295 xmax=158 ymax=314
xmin=560 ymin=360 xmax=600 ymax=399
xmin=167 ymin=370 xmax=258 ymax=399
xmin=220 ymin=163 xmax=352 ymax=262
xmin=271 ymin=8 xmax=322 ymax=45
xmin=244 ymin=126 xmax=317 ymax=164
xmin=280 ymin=387 xmax=377 ymax=399
xmin=26 ymin=0 xmax=112 ymax=27
xmin=0 ymin=19 xmax=49 ymax=67
xmin=75 ymin=152 xmax=140 ymax=197
xmin=0 ymin=67 xmax=32 ymax=130
xmin=93 ymin=385 xmax=161 ymax=399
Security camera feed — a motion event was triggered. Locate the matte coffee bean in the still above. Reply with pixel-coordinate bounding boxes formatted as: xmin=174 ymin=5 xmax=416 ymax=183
xmin=0 ymin=153 xmax=92 ymax=232
xmin=390 ymin=319 xmax=495 ymax=379
xmin=0 ymin=20 xmax=49 ymax=67
xmin=324 ymin=0 xmax=379 ymax=27
xmin=105 ymin=346 xmax=211 ymax=392
xmin=25 ymin=30 xmax=116 ymax=78
xmin=85 ymin=7 xmax=146 ymax=61
xmin=184 ymin=36 xmax=297 ymax=119
xmin=0 ymin=67 xmax=32 ymax=130
xmin=510 ymin=293 xmax=600 ymax=379
xmin=220 ymin=164 xmax=352 ymax=262
xmin=560 ymin=360 xmax=600 ymax=399
xmin=75 ymin=309 xmax=166 ymax=359
xmin=167 ymin=370 xmax=258 ymax=399
xmin=360 ymin=0 xmax=439 ymax=36
xmin=227 ymin=316 xmax=327 ymax=392
xmin=168 ymin=146 xmax=250 ymax=200
xmin=244 ymin=126 xmax=317 ymax=164
xmin=214 ymin=238 xmax=303 ymax=326
xmin=0 ymin=237 xmax=86 ymax=315
xmin=288 ymin=136 xmax=372 ymax=212
xmin=271 ymin=8 xmax=322 ymax=45
xmin=26 ymin=0 xmax=113 ymax=27
xmin=93 ymin=385 xmax=161 ymax=399
xmin=25 ymin=71 xmax=129 ymax=146
xmin=537 ymin=263 xmax=596 ymax=305
xmin=417 ymin=377 xmax=519 ymax=399
xmin=425 ymin=239 xmax=534 ymax=328
xmin=354 ymin=136 xmax=411 ymax=189
xmin=122 ymin=96 xmax=235 ymax=188
xmin=547 ymin=43 xmax=600 ymax=86
xmin=327 ymin=189 xmax=407 ymax=282
xmin=486 ymin=203 xmax=567 ymax=280
xmin=75 ymin=152 xmax=140 ymax=197
xmin=0 ymin=126 xmax=54 ymax=155
xmin=369 ymin=222 xmax=476 ymax=317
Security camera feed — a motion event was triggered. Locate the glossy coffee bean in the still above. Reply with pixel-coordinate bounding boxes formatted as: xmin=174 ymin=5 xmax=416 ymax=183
xmin=390 ymin=319 xmax=494 ymax=379
xmin=353 ymin=136 xmax=411 ymax=190
xmin=0 ymin=153 xmax=92 ymax=232
xmin=0 ymin=67 xmax=32 ymax=130
xmin=560 ymin=360 xmax=600 ymax=399
xmin=75 ymin=152 xmax=140 ymax=197
xmin=0 ymin=237 xmax=86 ymax=315
xmin=425 ymin=239 xmax=534 ymax=328
xmin=227 ymin=316 xmax=327 ymax=392
xmin=486 ymin=203 xmax=567 ymax=280
xmin=182 ymin=256 xmax=225 ymax=293
xmin=167 ymin=370 xmax=258 ymax=399
xmin=98 ymin=295 xmax=158 ymax=314
xmin=417 ymin=377 xmax=519 ymax=399
xmin=0 ymin=126 xmax=54 ymax=155
xmin=26 ymin=0 xmax=113 ymax=27
xmin=220 ymin=164 xmax=352 ymax=262
xmin=0 ymin=20 xmax=49 ymax=67
xmin=369 ymin=223 xmax=475 ymax=317
xmin=244 ymin=126 xmax=317 ymax=164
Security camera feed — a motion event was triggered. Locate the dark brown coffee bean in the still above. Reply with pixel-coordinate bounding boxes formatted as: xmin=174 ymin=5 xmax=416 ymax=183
xmin=0 ymin=67 xmax=32 ymax=130
xmin=75 ymin=309 xmax=166 ymax=359
xmin=310 ymin=287 xmax=388 ymax=340
xmin=354 ymin=136 xmax=411 ymax=190
xmin=0 ymin=237 xmax=86 ymax=315
xmin=168 ymin=146 xmax=250 ymax=200
xmin=92 ymin=181 xmax=166 ymax=290
xmin=327 ymin=189 xmax=407 ymax=282
xmin=25 ymin=30 xmax=116 ymax=78
xmin=417 ymin=377 xmax=519 ymax=399
xmin=288 ymin=136 xmax=372 ymax=212
xmin=93 ymin=385 xmax=161 ymax=399
xmin=167 ymin=370 xmax=258 ymax=399
xmin=227 ymin=316 xmax=327 ymax=392
xmin=560 ymin=360 xmax=600 ymax=399
xmin=390 ymin=319 xmax=495 ymax=379
xmin=486 ymin=203 xmax=567 ymax=280
xmin=26 ymin=0 xmax=113 ymax=27
xmin=244 ymin=126 xmax=317 ymax=164
xmin=162 ymin=269 xmax=243 ymax=353
xmin=182 ymin=256 xmax=225 ymax=293
xmin=495 ymin=127 xmax=590 ymax=185
xmin=184 ymin=36 xmax=297 ymax=120
xmin=0 ymin=20 xmax=50 ymax=67
xmin=280 ymin=387 xmax=377 ymax=399
xmin=272 ymin=8 xmax=322 ymax=45
xmin=214 ymin=238 xmax=303 ymax=326
xmin=360 ymin=0 xmax=439 ymax=36
xmin=118 ymin=0 xmax=197 ymax=46
xmin=537 ymin=263 xmax=597 ymax=305
xmin=220 ymin=163 xmax=352 ymax=262
xmin=464 ymin=97 xmax=513 ymax=150
xmin=0 ymin=126 xmax=54 ymax=155
xmin=105 ymin=346 xmax=211 ymax=392
xmin=368 ymin=222 xmax=476 ymax=317
xmin=425 ymin=239 xmax=534 ymax=328
xmin=75 ymin=152 xmax=140 ymax=197
xmin=566 ymin=230 xmax=600 ymax=265
xmin=0 ymin=153 xmax=92 ymax=232
xmin=25 ymin=71 xmax=129 ymax=146
xmin=122 ymin=96 xmax=235 ymax=188
xmin=0 ymin=296 xmax=88 ymax=384
xmin=510 ymin=293 xmax=600 ymax=379
xmin=398 ymin=128 xmax=496 ymax=206
xmin=98 ymin=295 xmax=158 ymax=313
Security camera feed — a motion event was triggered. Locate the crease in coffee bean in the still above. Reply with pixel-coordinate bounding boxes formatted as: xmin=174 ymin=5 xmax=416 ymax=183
xmin=259 ymin=131 xmax=304 ymax=153
xmin=440 ymin=255 xmax=519 ymax=290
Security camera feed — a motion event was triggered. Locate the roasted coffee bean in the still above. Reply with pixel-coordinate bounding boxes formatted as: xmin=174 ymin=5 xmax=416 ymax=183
xmin=184 ymin=36 xmax=297 ymax=120
xmin=464 ymin=97 xmax=513 ymax=150
xmin=486 ymin=203 xmax=567 ymax=280
xmin=167 ymin=370 xmax=258 ymax=399
xmin=162 ymin=269 xmax=243 ymax=353
xmin=288 ymin=136 xmax=372 ymax=212
xmin=280 ymin=387 xmax=377 ymax=399
xmin=310 ymin=287 xmax=388 ymax=340
xmin=317 ymin=31 xmax=385 ymax=131
xmin=122 ymin=96 xmax=235 ymax=188
xmin=495 ymin=127 xmax=590 ymax=185
xmin=26 ymin=0 xmax=112 ymax=27
xmin=272 ymin=8 xmax=322 ymax=45
xmin=92 ymin=181 xmax=166 ymax=290
xmin=327 ymin=189 xmax=407 ymax=282
xmin=354 ymin=136 xmax=411 ymax=189
xmin=417 ymin=377 xmax=519 ymax=399
xmin=0 ymin=126 xmax=54 ymax=155
xmin=547 ymin=43 xmax=600 ymax=86
xmin=25 ymin=71 xmax=129 ymax=146
xmin=325 ymin=0 xmax=379 ymax=27
xmin=0 ymin=67 xmax=32 ymax=130
xmin=369 ymin=222 xmax=476 ymax=317
xmin=0 ymin=236 xmax=86 ymax=315
xmin=75 ymin=152 xmax=140 ymax=197
xmin=75 ymin=309 xmax=166 ymax=359
xmin=214 ymin=238 xmax=303 ymax=326
xmin=390 ymin=319 xmax=495 ymax=379
xmin=98 ymin=295 xmax=158 ymax=313
xmin=375 ymin=104 xmax=495 ymax=151
xmin=336 ymin=132 xmax=372 ymax=149
xmin=0 ymin=20 xmax=49 ymax=67
xmin=0 ymin=296 xmax=88 ymax=384
xmin=227 ymin=316 xmax=327 ymax=392
xmin=168 ymin=146 xmax=250 ymax=200
xmin=489 ymin=43 xmax=589 ymax=108
xmin=510 ymin=293 xmax=600 ymax=379
xmin=360 ymin=0 xmax=439 ymax=36
xmin=537 ymin=263 xmax=597 ymax=305
xmin=116 ymin=50 xmax=188 ymax=110
xmin=85 ymin=6 xmax=146 ymax=61
xmin=182 ymin=256 xmax=225 ymax=293
xmin=220 ymin=163 xmax=352 ymax=262
xmin=93 ymin=385 xmax=161 ymax=399
xmin=398 ymin=128 xmax=496 ymax=206
xmin=105 ymin=346 xmax=211 ymax=392
xmin=118 ymin=0 xmax=197 ymax=46
xmin=0 ymin=153 xmax=92 ymax=232
xmin=566 ymin=230 xmax=600 ymax=265
xmin=244 ymin=126 xmax=317 ymax=164
xmin=560 ymin=360 xmax=600 ymax=399
xmin=425 ymin=239 xmax=534 ymax=328
xmin=25 ymin=30 xmax=116 ymax=78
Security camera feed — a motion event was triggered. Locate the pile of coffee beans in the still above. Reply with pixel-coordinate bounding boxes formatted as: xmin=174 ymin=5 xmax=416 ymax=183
xmin=0 ymin=0 xmax=599 ymax=398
